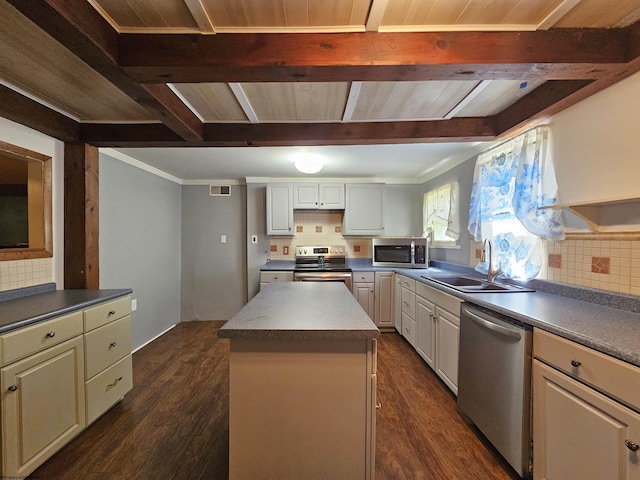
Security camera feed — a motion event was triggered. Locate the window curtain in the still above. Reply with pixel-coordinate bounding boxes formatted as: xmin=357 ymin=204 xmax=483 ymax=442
xmin=423 ymin=181 xmax=459 ymax=242
xmin=468 ymin=126 xmax=565 ymax=280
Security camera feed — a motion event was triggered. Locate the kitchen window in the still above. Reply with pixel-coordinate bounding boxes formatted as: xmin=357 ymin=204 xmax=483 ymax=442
xmin=468 ymin=126 xmax=565 ymax=280
xmin=423 ymin=181 xmax=460 ymax=247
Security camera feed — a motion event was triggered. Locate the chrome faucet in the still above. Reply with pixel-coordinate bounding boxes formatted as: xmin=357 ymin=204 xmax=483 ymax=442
xmin=482 ymin=239 xmax=503 ymax=283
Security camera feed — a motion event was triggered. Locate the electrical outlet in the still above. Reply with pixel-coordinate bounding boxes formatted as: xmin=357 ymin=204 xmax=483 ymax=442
xmin=131 ymin=299 xmax=137 ymax=311
xmin=251 ymin=235 xmax=258 ymax=244
xmin=283 ymin=246 xmax=289 ymax=255
xmin=221 ymin=235 xmax=227 ymax=244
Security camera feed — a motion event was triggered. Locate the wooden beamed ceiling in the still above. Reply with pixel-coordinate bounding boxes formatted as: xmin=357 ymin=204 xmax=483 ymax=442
xmin=3 ymin=0 xmax=640 ymax=147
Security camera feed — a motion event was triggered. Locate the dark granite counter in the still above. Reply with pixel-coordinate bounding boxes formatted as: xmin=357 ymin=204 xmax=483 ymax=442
xmin=219 ymin=282 xmax=380 ymax=340
xmin=0 ymin=284 xmax=133 ymax=334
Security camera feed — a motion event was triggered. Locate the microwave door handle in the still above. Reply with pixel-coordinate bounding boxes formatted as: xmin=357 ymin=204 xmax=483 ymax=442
xmin=410 ymin=241 xmax=415 ymax=268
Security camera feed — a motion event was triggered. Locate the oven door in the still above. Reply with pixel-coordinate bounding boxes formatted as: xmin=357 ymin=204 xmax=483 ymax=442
xmin=293 ymin=271 xmax=352 ymax=291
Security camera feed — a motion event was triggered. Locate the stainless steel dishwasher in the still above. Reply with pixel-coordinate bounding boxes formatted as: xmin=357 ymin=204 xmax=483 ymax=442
xmin=458 ymin=303 xmax=533 ymax=478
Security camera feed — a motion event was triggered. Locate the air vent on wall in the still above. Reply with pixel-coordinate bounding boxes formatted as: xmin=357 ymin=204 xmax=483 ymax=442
xmin=210 ymin=185 xmax=231 ymax=196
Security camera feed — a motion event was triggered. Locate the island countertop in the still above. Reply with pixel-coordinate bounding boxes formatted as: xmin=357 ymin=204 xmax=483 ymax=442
xmin=218 ymin=282 xmax=380 ymax=340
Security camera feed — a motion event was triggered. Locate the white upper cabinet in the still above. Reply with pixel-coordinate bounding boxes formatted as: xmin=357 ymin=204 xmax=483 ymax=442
xmin=293 ymin=183 xmax=345 ymax=209
xmin=266 ymin=183 xmax=294 ymax=235
xmin=343 ymin=183 xmax=386 ymax=235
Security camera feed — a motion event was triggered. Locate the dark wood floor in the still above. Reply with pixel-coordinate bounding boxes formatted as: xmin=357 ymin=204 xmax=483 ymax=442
xmin=29 ymin=322 xmax=518 ymax=480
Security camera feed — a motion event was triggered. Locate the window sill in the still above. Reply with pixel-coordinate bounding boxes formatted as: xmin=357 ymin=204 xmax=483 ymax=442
xmin=430 ymin=244 xmax=461 ymax=250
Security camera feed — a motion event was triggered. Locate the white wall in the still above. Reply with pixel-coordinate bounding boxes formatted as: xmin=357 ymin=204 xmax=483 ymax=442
xmin=0 ymin=117 xmax=64 ymax=288
xmin=551 ymin=71 xmax=640 ymax=205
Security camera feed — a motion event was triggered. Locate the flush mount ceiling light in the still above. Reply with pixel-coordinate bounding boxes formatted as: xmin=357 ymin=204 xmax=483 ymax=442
xmin=294 ymin=154 xmax=324 ymax=174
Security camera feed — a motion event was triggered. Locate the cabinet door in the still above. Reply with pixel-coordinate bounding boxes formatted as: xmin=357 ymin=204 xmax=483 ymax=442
xmin=343 ymin=184 xmax=385 ymax=235
xmin=1 ymin=336 xmax=85 ymax=479
xmin=394 ymin=276 xmax=403 ymax=333
xmin=533 ymin=360 xmax=640 ymax=480
xmin=352 ymin=283 xmax=375 ymax=320
xmin=401 ymin=312 xmax=416 ymax=347
xmin=319 ymin=183 xmax=345 ymax=209
xmin=293 ymin=183 xmax=319 ymax=208
xmin=416 ymin=296 xmax=436 ymax=368
xmin=374 ymin=272 xmax=394 ymax=328
xmin=266 ymin=183 xmax=294 ymax=235
xmin=435 ymin=308 xmax=460 ymax=394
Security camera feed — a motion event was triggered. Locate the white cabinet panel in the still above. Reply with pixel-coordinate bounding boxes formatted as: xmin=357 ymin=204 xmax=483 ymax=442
xmin=267 ymin=183 xmax=294 ymax=235
xmin=343 ymin=183 xmax=385 ymax=235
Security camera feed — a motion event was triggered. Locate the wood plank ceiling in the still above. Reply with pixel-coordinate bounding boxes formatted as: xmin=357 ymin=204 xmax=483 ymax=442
xmin=1 ymin=0 xmax=640 ymax=147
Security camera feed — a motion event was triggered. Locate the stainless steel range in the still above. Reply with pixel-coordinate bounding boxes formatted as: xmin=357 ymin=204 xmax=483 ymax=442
xmin=293 ymin=246 xmax=352 ymax=290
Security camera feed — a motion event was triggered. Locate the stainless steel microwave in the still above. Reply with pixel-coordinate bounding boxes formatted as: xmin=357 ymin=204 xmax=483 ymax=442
xmin=372 ymin=237 xmax=428 ymax=268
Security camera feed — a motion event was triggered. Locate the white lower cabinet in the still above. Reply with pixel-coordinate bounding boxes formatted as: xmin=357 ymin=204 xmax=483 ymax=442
xmin=352 ymin=271 xmax=375 ymax=320
xmin=399 ymin=278 xmax=461 ymax=395
xmin=1 ymin=336 xmax=85 ymax=479
xmin=533 ymin=328 xmax=640 ymax=480
xmin=260 ymin=271 xmax=294 ymax=291
xmin=394 ymin=274 xmax=402 ymax=333
xmin=374 ymin=272 xmax=394 ymax=330
xmin=0 ymin=295 xmax=133 ymax=478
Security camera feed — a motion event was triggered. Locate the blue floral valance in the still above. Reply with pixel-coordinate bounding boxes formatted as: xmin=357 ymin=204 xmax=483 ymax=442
xmin=468 ymin=126 xmax=565 ymax=280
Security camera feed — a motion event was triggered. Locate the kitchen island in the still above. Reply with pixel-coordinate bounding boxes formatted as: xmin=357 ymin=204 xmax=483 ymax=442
xmin=218 ymin=282 xmax=380 ymax=480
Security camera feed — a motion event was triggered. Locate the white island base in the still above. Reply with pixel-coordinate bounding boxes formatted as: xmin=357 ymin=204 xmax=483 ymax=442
xmin=219 ymin=282 xmax=380 ymax=480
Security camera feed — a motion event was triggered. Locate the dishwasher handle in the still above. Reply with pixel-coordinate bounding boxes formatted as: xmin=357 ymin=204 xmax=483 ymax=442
xmin=461 ymin=307 xmax=522 ymax=340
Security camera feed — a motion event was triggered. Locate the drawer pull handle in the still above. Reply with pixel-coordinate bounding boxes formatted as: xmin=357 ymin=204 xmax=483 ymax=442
xmin=109 ymin=342 xmax=117 ymax=348
xmin=625 ymin=440 xmax=640 ymax=451
xmin=8 ymin=385 xmax=18 ymax=392
xmin=108 ymin=310 xmax=116 ymax=316
xmin=570 ymin=359 xmax=581 ymax=367
xmin=375 ymin=403 xmax=382 ymax=410
xmin=107 ymin=377 xmax=123 ymax=388
xmin=46 ymin=331 xmax=56 ymax=338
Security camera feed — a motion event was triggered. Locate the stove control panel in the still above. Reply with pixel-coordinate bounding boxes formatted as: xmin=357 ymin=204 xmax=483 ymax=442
xmin=295 ymin=245 xmax=345 ymax=257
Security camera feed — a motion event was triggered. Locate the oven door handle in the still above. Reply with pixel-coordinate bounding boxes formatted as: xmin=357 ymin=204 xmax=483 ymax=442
xmin=295 ymin=272 xmax=352 ymax=281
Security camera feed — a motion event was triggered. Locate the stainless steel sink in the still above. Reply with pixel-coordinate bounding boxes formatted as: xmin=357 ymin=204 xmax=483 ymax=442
xmin=421 ymin=275 xmax=534 ymax=293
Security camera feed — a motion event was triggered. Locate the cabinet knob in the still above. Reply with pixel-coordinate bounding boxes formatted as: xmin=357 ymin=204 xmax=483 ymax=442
xmin=46 ymin=331 xmax=56 ymax=338
xmin=375 ymin=403 xmax=382 ymax=410
xmin=8 ymin=385 xmax=18 ymax=392
xmin=570 ymin=359 xmax=581 ymax=368
xmin=108 ymin=310 xmax=116 ymax=316
xmin=109 ymin=342 xmax=117 ymax=348
xmin=625 ymin=440 xmax=640 ymax=451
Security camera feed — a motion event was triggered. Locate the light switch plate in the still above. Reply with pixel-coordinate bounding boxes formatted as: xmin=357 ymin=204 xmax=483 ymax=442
xmin=131 ymin=299 xmax=137 ymax=311
xmin=251 ymin=235 xmax=258 ymax=244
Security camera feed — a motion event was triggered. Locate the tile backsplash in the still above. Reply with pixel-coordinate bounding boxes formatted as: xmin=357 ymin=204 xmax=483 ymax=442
xmin=471 ymin=233 xmax=640 ymax=296
xmin=269 ymin=211 xmax=372 ymax=259
xmin=0 ymin=258 xmax=53 ymax=292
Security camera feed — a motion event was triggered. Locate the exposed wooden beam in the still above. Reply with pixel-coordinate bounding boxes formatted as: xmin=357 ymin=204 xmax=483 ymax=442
xmin=119 ymin=29 xmax=627 ymax=84
xmin=0 ymin=84 xmax=80 ymax=142
xmin=80 ymin=118 xmax=496 ymax=147
xmin=64 ymin=143 xmax=99 ymax=289
xmin=7 ymin=0 xmax=204 ymax=142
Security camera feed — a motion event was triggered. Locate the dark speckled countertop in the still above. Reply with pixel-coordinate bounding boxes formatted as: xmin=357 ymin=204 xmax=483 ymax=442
xmin=0 ymin=283 xmax=133 ymax=334
xmin=261 ymin=259 xmax=640 ymax=368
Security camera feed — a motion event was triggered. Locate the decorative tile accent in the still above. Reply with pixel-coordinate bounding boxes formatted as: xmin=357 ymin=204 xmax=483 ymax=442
xmin=315 ymin=226 xmax=322 ymax=233
xmin=296 ymin=226 xmax=303 ymax=233
xmin=592 ymin=256 xmax=610 ymax=274
xmin=548 ymin=254 xmax=562 ymax=269
xmin=0 ymin=258 xmax=53 ymax=292
xmin=354 ymin=245 xmax=361 ymax=252
xmin=335 ymin=226 xmax=342 ymax=233
xmin=475 ymin=248 xmax=482 ymax=259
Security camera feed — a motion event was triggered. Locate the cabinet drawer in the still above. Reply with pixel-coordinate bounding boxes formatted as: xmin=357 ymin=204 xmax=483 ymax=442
xmin=401 ymin=288 xmax=416 ymax=318
xmin=534 ymin=328 xmax=640 ymax=412
xmin=86 ymin=354 xmax=133 ymax=425
xmin=398 ymin=275 xmax=415 ymax=292
xmin=416 ymin=282 xmax=462 ymax=316
xmin=84 ymin=315 xmax=132 ymax=380
xmin=1 ymin=311 xmax=83 ymax=366
xmin=353 ymin=271 xmax=375 ymax=283
xmin=84 ymin=296 xmax=131 ymax=332
xmin=260 ymin=271 xmax=294 ymax=283
xmin=401 ymin=312 xmax=416 ymax=346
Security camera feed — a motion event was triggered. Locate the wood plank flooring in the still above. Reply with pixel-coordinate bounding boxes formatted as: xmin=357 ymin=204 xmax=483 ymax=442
xmin=29 ymin=321 xmax=519 ymax=480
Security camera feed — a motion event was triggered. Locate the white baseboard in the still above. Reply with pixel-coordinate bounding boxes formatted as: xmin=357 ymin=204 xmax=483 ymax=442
xmin=133 ymin=324 xmax=177 ymax=353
